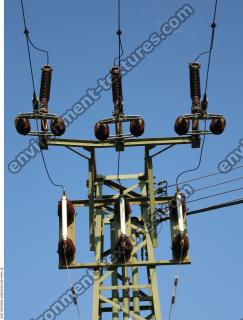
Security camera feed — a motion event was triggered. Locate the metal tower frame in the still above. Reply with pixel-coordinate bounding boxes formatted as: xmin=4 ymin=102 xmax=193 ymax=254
xmin=53 ymin=135 xmax=194 ymax=320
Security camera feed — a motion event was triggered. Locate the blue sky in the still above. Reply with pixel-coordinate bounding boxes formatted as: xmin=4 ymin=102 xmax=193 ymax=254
xmin=5 ymin=0 xmax=243 ymax=319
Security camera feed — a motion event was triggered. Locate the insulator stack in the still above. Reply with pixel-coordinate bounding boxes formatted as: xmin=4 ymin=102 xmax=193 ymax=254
xmin=210 ymin=117 xmax=226 ymax=135
xmin=94 ymin=122 xmax=110 ymax=140
xmin=39 ymin=65 xmax=53 ymax=109
xmin=130 ymin=118 xmax=145 ymax=137
xmin=169 ymin=195 xmax=186 ymax=220
xmin=114 ymin=197 xmax=131 ymax=218
xmin=119 ymin=196 xmax=127 ymax=235
xmin=174 ymin=116 xmax=190 ymax=135
xmin=189 ymin=63 xmax=201 ymax=113
xmin=116 ymin=234 xmax=133 ymax=261
xmin=58 ymin=198 xmax=75 ymax=225
xmin=51 ymin=117 xmax=66 ymax=136
xmin=172 ymin=233 xmax=189 ymax=261
xmin=15 ymin=117 xmax=31 ymax=135
xmin=58 ymin=238 xmax=76 ymax=264
xmin=111 ymin=66 xmax=123 ymax=114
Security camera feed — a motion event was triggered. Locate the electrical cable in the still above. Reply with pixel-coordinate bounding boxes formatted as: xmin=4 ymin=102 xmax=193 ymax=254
xmin=187 ymin=186 xmax=243 ymax=204
xmin=175 ymin=119 xmax=207 ymax=189
xmin=20 ymin=0 xmax=50 ymax=96
xmin=20 ymin=0 xmax=36 ymax=96
xmin=175 ymin=0 xmax=219 ymax=189
xmin=36 ymin=121 xmax=65 ymax=191
xmin=170 ymin=2 xmax=219 ymax=318
xmin=168 ymin=242 xmax=185 ymax=320
xmin=168 ymin=164 xmax=243 ymax=188
xmin=114 ymin=0 xmax=124 ymax=67
xmin=204 ymin=0 xmax=218 ymax=97
xmin=63 ymin=244 xmax=81 ymax=320
xmin=20 ymin=0 xmax=65 ymax=191
xmin=191 ymin=175 xmax=243 ymax=193
xmin=156 ymin=197 xmax=243 ymax=225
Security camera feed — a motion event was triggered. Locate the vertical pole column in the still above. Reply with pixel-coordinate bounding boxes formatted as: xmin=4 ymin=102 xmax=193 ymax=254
xmin=145 ymin=148 xmax=158 ymax=248
xmin=122 ymin=266 xmax=130 ymax=320
xmin=132 ymin=252 xmax=140 ymax=316
xmin=140 ymin=176 xmax=162 ymax=320
xmin=110 ymin=219 xmax=119 ymax=320
xmin=88 ymin=151 xmax=95 ymax=251
xmin=92 ymin=180 xmax=103 ymax=320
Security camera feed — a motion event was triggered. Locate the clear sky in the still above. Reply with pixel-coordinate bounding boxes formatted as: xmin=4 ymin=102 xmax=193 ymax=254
xmin=5 ymin=0 xmax=243 ymax=319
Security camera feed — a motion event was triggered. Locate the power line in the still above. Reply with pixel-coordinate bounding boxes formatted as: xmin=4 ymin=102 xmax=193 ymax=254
xmin=36 ymin=121 xmax=65 ymax=191
xmin=156 ymin=198 xmax=243 ymax=225
xmin=191 ymin=175 xmax=243 ymax=193
xmin=168 ymin=164 xmax=243 ymax=188
xmin=187 ymin=186 xmax=243 ymax=204
xmin=186 ymin=197 xmax=243 ymax=216
xmin=175 ymin=119 xmax=207 ymax=189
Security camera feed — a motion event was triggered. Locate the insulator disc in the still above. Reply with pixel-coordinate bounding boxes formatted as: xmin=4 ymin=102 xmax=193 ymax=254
xmin=51 ymin=117 xmax=66 ymax=136
xmin=130 ymin=118 xmax=145 ymax=137
xmin=15 ymin=117 xmax=31 ymax=135
xmin=210 ymin=117 xmax=226 ymax=135
xmin=174 ymin=117 xmax=190 ymax=135
xmin=116 ymin=234 xmax=133 ymax=261
xmin=172 ymin=233 xmax=189 ymax=261
xmin=94 ymin=122 xmax=110 ymax=140
xmin=58 ymin=238 xmax=76 ymax=264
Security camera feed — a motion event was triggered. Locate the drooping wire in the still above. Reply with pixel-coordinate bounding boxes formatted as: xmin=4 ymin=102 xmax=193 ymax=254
xmin=187 ymin=186 xmax=243 ymax=204
xmin=175 ymin=0 xmax=219 ymax=189
xmin=114 ymin=0 xmax=124 ymax=67
xmin=20 ymin=0 xmax=49 ymax=98
xmin=190 ymin=175 xmax=243 ymax=193
xmin=168 ymin=164 xmax=243 ymax=188
xmin=63 ymin=245 xmax=81 ymax=320
xmin=20 ymin=0 xmax=64 ymax=191
xmin=204 ymin=0 xmax=218 ymax=96
xmin=170 ymin=3 xmax=219 ymax=318
xmin=20 ymin=0 xmax=36 ymax=96
xmin=176 ymin=119 xmax=207 ymax=189
xmin=168 ymin=241 xmax=185 ymax=320
xmin=36 ymin=121 xmax=65 ymax=191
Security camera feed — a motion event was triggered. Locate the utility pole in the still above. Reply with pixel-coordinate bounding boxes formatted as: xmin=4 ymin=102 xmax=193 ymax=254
xmin=15 ymin=60 xmax=226 ymax=319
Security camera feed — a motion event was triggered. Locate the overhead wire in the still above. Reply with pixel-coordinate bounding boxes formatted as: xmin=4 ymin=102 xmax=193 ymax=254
xmin=175 ymin=0 xmax=219 ymax=189
xmin=168 ymin=164 xmax=243 ymax=188
xmin=187 ymin=186 xmax=243 ymax=204
xmin=156 ymin=197 xmax=243 ymax=225
xmin=20 ymin=0 xmax=65 ymax=192
xmin=190 ymin=175 xmax=243 ymax=193
xmin=169 ymin=1 xmax=219 ymax=319
xmin=20 ymin=4 xmax=82 ymax=317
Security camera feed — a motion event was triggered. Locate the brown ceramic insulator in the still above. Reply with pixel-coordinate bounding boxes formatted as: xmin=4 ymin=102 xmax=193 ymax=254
xmin=210 ymin=117 xmax=226 ymax=135
xmin=15 ymin=117 xmax=31 ymax=135
xmin=94 ymin=122 xmax=110 ymax=140
xmin=130 ymin=118 xmax=145 ymax=137
xmin=174 ymin=117 xmax=190 ymax=135
xmin=111 ymin=66 xmax=123 ymax=113
xmin=50 ymin=117 xmax=66 ymax=136
xmin=39 ymin=65 xmax=53 ymax=107
xmin=58 ymin=238 xmax=76 ymax=264
xmin=189 ymin=63 xmax=201 ymax=113
xmin=172 ymin=233 xmax=189 ymax=261
xmin=116 ymin=234 xmax=133 ymax=262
